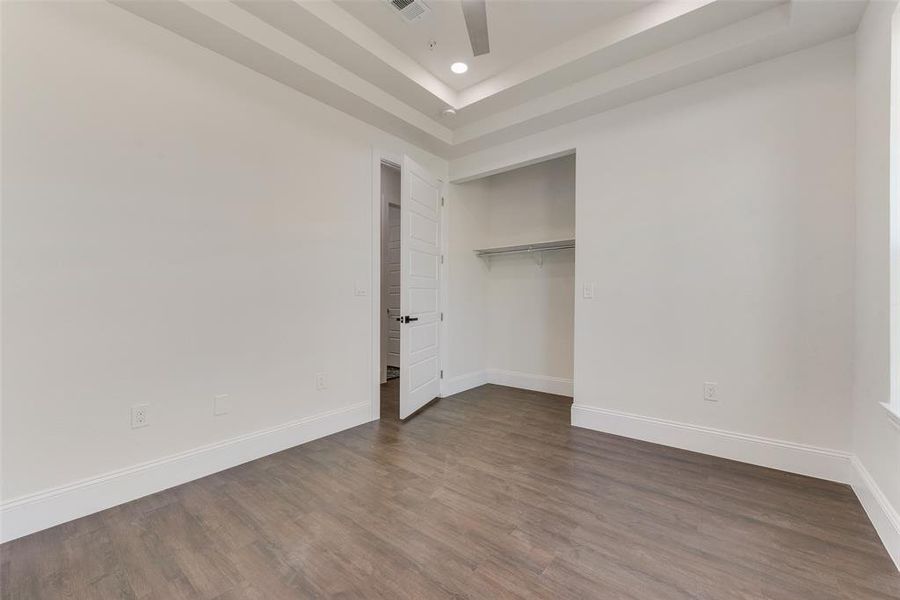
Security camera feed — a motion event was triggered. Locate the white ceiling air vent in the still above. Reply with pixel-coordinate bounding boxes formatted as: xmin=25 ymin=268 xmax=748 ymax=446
xmin=386 ymin=0 xmax=430 ymax=23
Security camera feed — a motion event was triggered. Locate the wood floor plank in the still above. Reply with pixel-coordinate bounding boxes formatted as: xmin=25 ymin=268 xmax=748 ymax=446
xmin=1 ymin=381 xmax=897 ymax=599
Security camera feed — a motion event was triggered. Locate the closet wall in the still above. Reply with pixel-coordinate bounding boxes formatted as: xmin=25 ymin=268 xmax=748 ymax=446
xmin=446 ymin=155 xmax=575 ymax=394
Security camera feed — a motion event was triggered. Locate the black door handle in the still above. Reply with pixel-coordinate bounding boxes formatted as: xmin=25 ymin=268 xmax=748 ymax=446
xmin=396 ymin=315 xmax=419 ymax=323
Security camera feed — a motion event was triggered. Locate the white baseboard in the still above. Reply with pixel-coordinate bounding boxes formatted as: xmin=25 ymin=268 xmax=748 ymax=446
xmin=487 ymin=369 xmax=574 ymax=397
xmin=851 ymin=456 xmax=900 ymax=571
xmin=440 ymin=369 xmax=573 ymax=398
xmin=0 ymin=401 xmax=372 ymax=543
xmin=571 ymin=404 xmax=852 ymax=484
xmin=441 ymin=370 xmax=489 ymax=397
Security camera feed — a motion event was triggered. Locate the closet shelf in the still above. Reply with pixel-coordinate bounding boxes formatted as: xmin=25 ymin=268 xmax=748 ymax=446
xmin=474 ymin=239 xmax=574 ymax=268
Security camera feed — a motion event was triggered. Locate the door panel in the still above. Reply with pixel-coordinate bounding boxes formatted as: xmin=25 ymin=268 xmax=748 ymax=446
xmin=409 ymin=250 xmax=438 ymax=279
xmin=410 ymin=322 xmax=438 ymax=353
xmin=408 ymin=288 xmax=438 ymax=313
xmin=400 ymin=156 xmax=442 ymax=419
xmin=409 ymin=212 xmax=439 ymax=245
xmin=409 ymin=356 xmax=439 ymax=391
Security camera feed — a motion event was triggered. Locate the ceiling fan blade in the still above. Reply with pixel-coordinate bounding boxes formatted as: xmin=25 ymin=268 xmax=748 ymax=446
xmin=461 ymin=0 xmax=490 ymax=56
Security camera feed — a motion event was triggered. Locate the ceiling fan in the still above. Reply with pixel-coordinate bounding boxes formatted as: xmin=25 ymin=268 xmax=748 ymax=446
xmin=461 ymin=0 xmax=490 ymax=56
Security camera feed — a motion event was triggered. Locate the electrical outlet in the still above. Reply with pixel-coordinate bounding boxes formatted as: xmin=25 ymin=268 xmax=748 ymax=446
xmin=214 ymin=394 xmax=230 ymax=416
xmin=583 ymin=283 xmax=595 ymax=299
xmin=131 ymin=404 xmax=149 ymax=429
xmin=703 ymin=382 xmax=718 ymax=402
xmin=315 ymin=372 xmax=328 ymax=391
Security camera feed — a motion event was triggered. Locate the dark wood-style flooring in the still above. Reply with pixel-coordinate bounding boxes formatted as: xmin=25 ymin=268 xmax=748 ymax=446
xmin=2 ymin=381 xmax=898 ymax=599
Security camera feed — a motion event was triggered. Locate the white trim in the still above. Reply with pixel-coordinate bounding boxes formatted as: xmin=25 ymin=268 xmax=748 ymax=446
xmin=371 ymin=148 xmax=402 ymax=421
xmin=882 ymin=402 xmax=900 ymax=431
xmin=851 ymin=456 xmax=900 ymax=571
xmin=379 ymin=176 xmax=388 ymax=385
xmin=487 ymin=369 xmax=574 ymax=397
xmin=885 ymin=1 xmax=900 ymax=418
xmin=439 ymin=181 xmax=450 ymax=407
xmin=441 ymin=370 xmax=489 ymax=397
xmin=371 ymin=149 xmax=382 ymax=420
xmin=0 ymin=401 xmax=371 ymax=543
xmin=449 ymin=148 xmax=577 ymax=184
xmin=439 ymin=369 xmax=574 ymax=398
xmin=570 ymin=404 xmax=852 ymax=484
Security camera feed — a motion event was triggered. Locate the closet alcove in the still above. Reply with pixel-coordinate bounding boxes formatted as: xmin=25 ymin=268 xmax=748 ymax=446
xmin=445 ymin=154 xmax=576 ymax=397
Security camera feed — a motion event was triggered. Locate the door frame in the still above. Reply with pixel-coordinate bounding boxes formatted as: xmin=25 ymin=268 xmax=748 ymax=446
xmin=371 ymin=148 xmax=447 ymax=421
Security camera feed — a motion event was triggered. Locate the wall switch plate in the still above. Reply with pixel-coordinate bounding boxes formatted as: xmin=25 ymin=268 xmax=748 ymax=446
xmin=131 ymin=404 xmax=149 ymax=429
xmin=703 ymin=382 xmax=718 ymax=402
xmin=315 ymin=372 xmax=328 ymax=391
xmin=214 ymin=394 xmax=230 ymax=416
xmin=583 ymin=283 xmax=595 ymax=299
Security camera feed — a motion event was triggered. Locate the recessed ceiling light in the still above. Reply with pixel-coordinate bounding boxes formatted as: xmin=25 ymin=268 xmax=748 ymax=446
xmin=450 ymin=62 xmax=468 ymax=74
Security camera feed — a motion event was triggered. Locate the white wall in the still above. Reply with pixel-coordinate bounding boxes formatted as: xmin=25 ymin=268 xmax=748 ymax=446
xmin=451 ymin=38 xmax=857 ymax=479
xmin=852 ymin=0 xmax=900 ymax=568
xmin=575 ymin=38 xmax=854 ymax=452
xmin=0 ymin=0 xmax=444 ymax=538
xmin=444 ymin=156 xmax=575 ymax=393
xmin=445 ymin=177 xmax=490 ymax=386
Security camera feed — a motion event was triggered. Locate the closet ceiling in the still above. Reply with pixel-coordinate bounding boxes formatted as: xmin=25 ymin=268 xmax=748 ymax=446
xmin=116 ymin=0 xmax=865 ymax=158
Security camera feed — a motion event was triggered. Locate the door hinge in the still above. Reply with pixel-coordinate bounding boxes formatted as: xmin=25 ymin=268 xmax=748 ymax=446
xmin=441 ymin=254 xmax=445 ymax=264
xmin=441 ymin=197 xmax=445 ymax=207
xmin=440 ymin=370 xmax=444 ymax=379
xmin=440 ymin=312 xmax=444 ymax=321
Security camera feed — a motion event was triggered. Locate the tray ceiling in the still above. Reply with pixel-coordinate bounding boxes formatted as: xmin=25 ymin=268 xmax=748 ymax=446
xmin=335 ymin=0 xmax=654 ymax=91
xmin=115 ymin=0 xmax=866 ymax=158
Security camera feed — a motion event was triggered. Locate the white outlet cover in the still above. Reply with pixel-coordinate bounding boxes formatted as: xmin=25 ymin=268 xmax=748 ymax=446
xmin=131 ymin=404 xmax=149 ymax=429
xmin=214 ymin=394 xmax=230 ymax=416
xmin=583 ymin=283 xmax=595 ymax=299
xmin=703 ymin=382 xmax=718 ymax=402
xmin=315 ymin=372 xmax=328 ymax=391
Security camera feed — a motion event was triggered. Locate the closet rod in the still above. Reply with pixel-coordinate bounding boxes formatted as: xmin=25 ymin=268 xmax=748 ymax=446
xmin=474 ymin=239 xmax=574 ymax=268
xmin=474 ymin=239 xmax=575 ymax=257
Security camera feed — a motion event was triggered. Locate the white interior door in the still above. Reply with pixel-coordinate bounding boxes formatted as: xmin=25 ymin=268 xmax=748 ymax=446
xmin=399 ymin=155 xmax=442 ymax=419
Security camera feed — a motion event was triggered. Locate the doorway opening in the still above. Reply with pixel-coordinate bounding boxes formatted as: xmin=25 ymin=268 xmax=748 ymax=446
xmin=379 ymin=159 xmax=402 ymax=421
xmin=442 ymin=152 xmax=576 ymax=405
xmin=373 ymin=153 xmax=445 ymax=422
